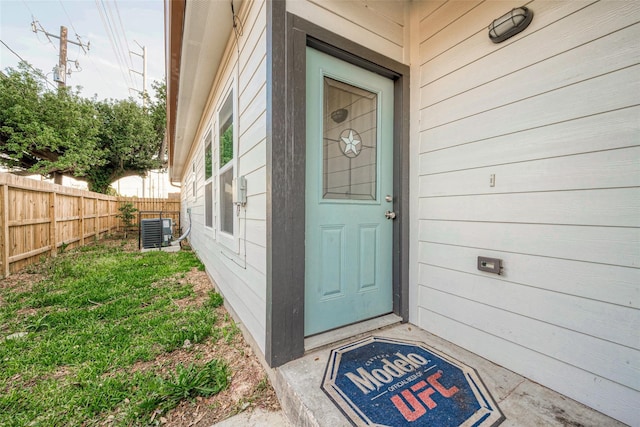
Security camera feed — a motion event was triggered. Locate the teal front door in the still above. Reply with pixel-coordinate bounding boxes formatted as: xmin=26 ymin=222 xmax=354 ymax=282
xmin=305 ymin=47 xmax=395 ymax=336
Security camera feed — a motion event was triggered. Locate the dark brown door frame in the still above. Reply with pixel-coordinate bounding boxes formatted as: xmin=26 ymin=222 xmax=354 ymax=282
xmin=266 ymin=1 xmax=410 ymax=367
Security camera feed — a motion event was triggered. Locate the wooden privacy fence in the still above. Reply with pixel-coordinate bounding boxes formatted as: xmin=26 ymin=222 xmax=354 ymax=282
xmin=0 ymin=173 xmax=181 ymax=277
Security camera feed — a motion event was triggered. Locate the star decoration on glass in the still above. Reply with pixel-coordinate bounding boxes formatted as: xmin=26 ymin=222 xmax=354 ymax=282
xmin=339 ymin=129 xmax=362 ymax=158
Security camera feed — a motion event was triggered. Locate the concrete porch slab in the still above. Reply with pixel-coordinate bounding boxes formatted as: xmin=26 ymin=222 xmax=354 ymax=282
xmin=274 ymin=323 xmax=626 ymax=427
xmin=213 ymin=407 xmax=291 ymax=426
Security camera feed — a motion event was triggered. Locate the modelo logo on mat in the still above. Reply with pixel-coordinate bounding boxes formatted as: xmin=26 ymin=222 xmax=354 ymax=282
xmin=322 ymin=336 xmax=504 ymax=427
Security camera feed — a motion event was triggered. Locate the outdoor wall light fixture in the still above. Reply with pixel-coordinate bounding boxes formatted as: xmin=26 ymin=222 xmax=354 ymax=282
xmin=488 ymin=6 xmax=533 ymax=43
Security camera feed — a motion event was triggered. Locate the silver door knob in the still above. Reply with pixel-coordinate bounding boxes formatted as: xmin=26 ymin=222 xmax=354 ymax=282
xmin=385 ymin=210 xmax=396 ymax=220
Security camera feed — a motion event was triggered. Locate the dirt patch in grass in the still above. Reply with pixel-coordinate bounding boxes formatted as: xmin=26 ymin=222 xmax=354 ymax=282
xmin=108 ymin=250 xmax=279 ymax=426
xmin=154 ymin=335 xmax=280 ymax=426
xmin=170 ymin=268 xmax=212 ymax=309
xmin=140 ymin=270 xmax=280 ymax=425
xmin=124 ymin=250 xmax=280 ymax=426
xmin=0 ymin=271 xmax=44 ymax=294
xmin=1 ymin=237 xmax=281 ymax=427
xmin=106 ymin=269 xmax=281 ymax=426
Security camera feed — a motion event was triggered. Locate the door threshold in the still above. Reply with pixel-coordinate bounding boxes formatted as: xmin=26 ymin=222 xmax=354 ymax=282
xmin=304 ymin=313 xmax=402 ymax=352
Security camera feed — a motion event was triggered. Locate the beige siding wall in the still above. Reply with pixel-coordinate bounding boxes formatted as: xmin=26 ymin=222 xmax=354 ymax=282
xmin=181 ymin=0 xmax=267 ymax=353
xmin=286 ymin=0 xmax=409 ymax=64
xmin=411 ymin=1 xmax=640 ymax=424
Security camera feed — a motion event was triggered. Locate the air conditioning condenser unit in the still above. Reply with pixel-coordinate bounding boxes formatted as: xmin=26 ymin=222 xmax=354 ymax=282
xmin=140 ymin=218 xmax=173 ymax=249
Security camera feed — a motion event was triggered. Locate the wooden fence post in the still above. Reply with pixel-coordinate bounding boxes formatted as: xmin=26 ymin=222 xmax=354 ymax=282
xmin=107 ymin=197 xmax=112 ymax=234
xmin=0 ymin=174 xmax=182 ymax=276
xmin=94 ymin=197 xmax=98 ymax=240
xmin=1 ymin=184 xmax=9 ymax=278
xmin=79 ymin=196 xmax=85 ymax=246
xmin=49 ymin=192 xmax=57 ymax=257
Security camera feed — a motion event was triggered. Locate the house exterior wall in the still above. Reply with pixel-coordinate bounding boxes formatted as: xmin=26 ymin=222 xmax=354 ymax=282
xmin=181 ymin=0 xmax=268 ymax=353
xmin=175 ymin=0 xmax=638 ymax=422
xmin=286 ymin=0 xmax=410 ymax=64
xmin=410 ymin=1 xmax=640 ymax=424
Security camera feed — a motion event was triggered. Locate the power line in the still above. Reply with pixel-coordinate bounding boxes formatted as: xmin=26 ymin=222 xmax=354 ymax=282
xmin=51 ymin=1 xmax=118 ymax=95
xmin=31 ymin=23 xmax=89 ymax=87
xmin=103 ymin=0 xmax=136 ymax=89
xmin=57 ymin=0 xmax=90 ymax=74
xmin=84 ymin=53 xmax=118 ymax=97
xmin=31 ymin=20 xmax=58 ymax=52
xmin=58 ymin=0 xmax=80 ymax=35
xmin=105 ymin=0 xmax=134 ymax=77
xmin=104 ymin=0 xmax=128 ymax=68
xmin=20 ymin=0 xmax=35 ymax=19
xmin=0 ymin=39 xmax=57 ymax=90
xmin=95 ymin=0 xmax=132 ymax=90
xmin=113 ymin=0 xmax=134 ymax=69
xmin=20 ymin=0 xmax=51 ymax=49
xmin=129 ymin=41 xmax=147 ymax=105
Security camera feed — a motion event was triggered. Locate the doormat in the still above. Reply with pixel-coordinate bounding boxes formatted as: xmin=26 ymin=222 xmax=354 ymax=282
xmin=321 ymin=336 xmax=504 ymax=427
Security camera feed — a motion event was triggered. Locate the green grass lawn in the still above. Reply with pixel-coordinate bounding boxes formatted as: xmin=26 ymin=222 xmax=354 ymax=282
xmin=0 ymin=240 xmax=229 ymax=426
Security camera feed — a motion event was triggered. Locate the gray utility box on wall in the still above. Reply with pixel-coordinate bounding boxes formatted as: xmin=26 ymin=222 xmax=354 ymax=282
xmin=140 ymin=218 xmax=173 ymax=249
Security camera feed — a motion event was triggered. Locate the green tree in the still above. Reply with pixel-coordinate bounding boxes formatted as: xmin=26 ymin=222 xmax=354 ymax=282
xmin=0 ymin=65 xmax=167 ymax=193
xmin=0 ymin=63 xmax=103 ymax=182
xmin=87 ymin=80 xmax=166 ymax=193
xmin=87 ymin=97 xmax=161 ymax=193
xmin=148 ymin=80 xmax=166 ymax=155
xmin=116 ymin=201 xmax=138 ymax=238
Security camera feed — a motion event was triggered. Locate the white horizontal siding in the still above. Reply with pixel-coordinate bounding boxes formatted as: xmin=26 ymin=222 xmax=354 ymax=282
xmin=245 ymin=166 xmax=266 ymax=198
xmin=286 ymin=0 xmax=408 ymax=64
xmin=420 ymin=148 xmax=640 ymax=197
xmin=240 ymin=84 xmax=267 ymax=139
xmin=180 ymin=0 xmax=267 ymax=354
xmin=418 ymin=1 xmax=636 ymax=89
xmin=419 ymin=65 xmax=639 ymax=150
xmin=418 ymin=1 xmax=522 ymax=65
xmin=419 ymin=109 xmax=639 ymax=174
xmin=419 ymin=220 xmax=638 ymax=268
xmin=239 ymin=139 xmax=267 ymax=178
xmin=418 ymin=264 xmax=639 ymax=354
xmin=419 ymin=242 xmax=639 ymax=310
xmin=245 ymin=193 xmax=266 ymax=221
xmin=422 ymin=24 xmax=640 ymax=129
xmin=181 ymin=141 xmax=206 ymax=225
xmin=412 ymin=1 xmax=640 ymax=424
xmin=245 ymin=217 xmax=266 ymax=248
xmin=420 ymin=188 xmax=640 ymax=227
xmin=416 ymin=306 xmax=640 ymax=420
xmin=239 ymin=111 xmax=266 ymax=157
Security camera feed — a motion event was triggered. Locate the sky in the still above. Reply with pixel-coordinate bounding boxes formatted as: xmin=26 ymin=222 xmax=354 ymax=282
xmin=0 ymin=0 xmax=171 ymax=197
xmin=0 ymin=0 xmax=165 ymax=101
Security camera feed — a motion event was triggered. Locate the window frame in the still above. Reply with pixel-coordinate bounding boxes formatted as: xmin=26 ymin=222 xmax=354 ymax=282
xmin=215 ymin=82 xmax=238 ymax=251
xmin=191 ymin=161 xmax=197 ymax=200
xmin=203 ymin=127 xmax=215 ymax=231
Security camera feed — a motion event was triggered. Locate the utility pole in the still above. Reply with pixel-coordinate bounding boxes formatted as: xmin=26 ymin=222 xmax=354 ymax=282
xmin=57 ymin=26 xmax=67 ymax=88
xmin=130 ymin=42 xmax=147 ymax=107
xmin=31 ymin=22 xmax=89 ymax=183
xmin=31 ymin=22 xmax=90 ymax=88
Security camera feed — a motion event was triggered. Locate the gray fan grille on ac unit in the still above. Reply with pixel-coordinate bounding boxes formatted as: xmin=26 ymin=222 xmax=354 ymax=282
xmin=141 ymin=218 xmax=163 ymax=249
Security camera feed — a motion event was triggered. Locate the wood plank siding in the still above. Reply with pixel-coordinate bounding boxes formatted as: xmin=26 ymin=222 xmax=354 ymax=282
xmin=286 ymin=0 xmax=409 ymax=64
xmin=181 ymin=0 xmax=268 ymax=352
xmin=175 ymin=0 xmax=638 ymax=422
xmin=411 ymin=1 xmax=639 ymax=424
